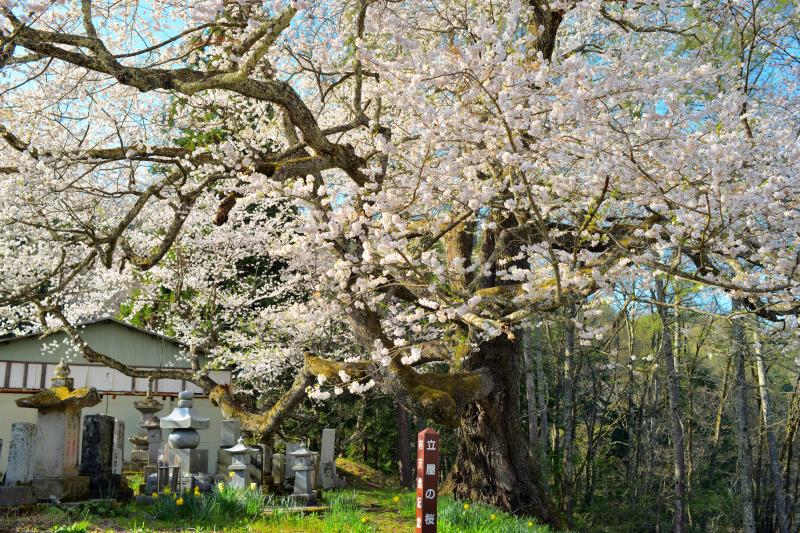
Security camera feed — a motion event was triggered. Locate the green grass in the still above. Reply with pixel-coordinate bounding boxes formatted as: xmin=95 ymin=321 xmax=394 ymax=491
xmin=3 ymin=487 xmax=554 ymax=532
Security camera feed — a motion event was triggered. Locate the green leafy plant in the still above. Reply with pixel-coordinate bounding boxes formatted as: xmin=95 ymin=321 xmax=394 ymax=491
xmin=50 ymin=521 xmax=89 ymax=533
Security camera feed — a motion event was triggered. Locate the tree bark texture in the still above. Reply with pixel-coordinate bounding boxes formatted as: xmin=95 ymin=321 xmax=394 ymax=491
xmin=732 ymin=301 xmax=757 ymax=533
xmin=655 ymin=279 xmax=688 ymax=533
xmin=396 ymin=402 xmax=414 ymax=489
xmin=444 ymin=335 xmax=562 ymax=528
xmin=752 ymin=331 xmax=789 ymax=533
xmin=523 ymin=324 xmax=540 ymax=450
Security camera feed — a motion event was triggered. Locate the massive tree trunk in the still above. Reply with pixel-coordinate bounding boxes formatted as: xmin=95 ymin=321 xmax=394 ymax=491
xmin=444 ymin=335 xmax=561 ymax=527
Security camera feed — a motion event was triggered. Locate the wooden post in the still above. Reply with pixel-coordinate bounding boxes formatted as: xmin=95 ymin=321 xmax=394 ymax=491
xmin=415 ymin=427 xmax=440 ymax=532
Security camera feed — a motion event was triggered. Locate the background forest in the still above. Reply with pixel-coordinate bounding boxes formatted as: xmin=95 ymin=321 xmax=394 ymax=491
xmin=247 ymin=285 xmax=800 ymax=533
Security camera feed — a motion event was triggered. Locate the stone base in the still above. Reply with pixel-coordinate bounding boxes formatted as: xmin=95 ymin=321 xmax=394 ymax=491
xmin=86 ymin=473 xmax=133 ymax=501
xmin=174 ymin=449 xmax=208 ymax=475
xmin=32 ymin=476 xmax=90 ymax=502
xmin=143 ymin=474 xmax=158 ymax=495
xmin=0 ymin=485 xmax=36 ymax=507
xmin=288 ymin=492 xmax=317 ymax=506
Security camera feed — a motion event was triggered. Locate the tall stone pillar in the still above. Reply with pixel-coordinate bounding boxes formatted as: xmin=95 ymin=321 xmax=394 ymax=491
xmin=130 ymin=377 xmax=163 ymax=470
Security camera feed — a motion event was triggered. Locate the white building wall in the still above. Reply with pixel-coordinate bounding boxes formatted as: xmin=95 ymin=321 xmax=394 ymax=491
xmin=0 ymin=393 xmax=227 ymax=475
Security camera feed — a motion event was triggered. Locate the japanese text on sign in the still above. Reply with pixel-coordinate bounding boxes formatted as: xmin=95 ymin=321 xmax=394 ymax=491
xmin=415 ymin=427 xmax=439 ymax=533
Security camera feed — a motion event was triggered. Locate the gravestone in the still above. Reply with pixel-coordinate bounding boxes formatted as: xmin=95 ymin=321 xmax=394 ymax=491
xmin=320 ymin=428 xmax=337 ymax=489
xmin=0 ymin=422 xmax=38 ymax=506
xmin=112 ymin=419 xmax=125 ymax=475
xmin=220 ymin=419 xmax=240 ymax=447
xmin=16 ymin=360 xmax=99 ymax=501
xmin=161 ymin=391 xmax=209 ymax=484
xmin=79 ymin=414 xmax=132 ymax=500
xmin=80 ymin=414 xmax=114 ymax=473
xmin=80 ymin=414 xmax=115 ymax=498
xmin=415 ymin=428 xmax=440 ymax=533
xmin=271 ymin=453 xmax=285 ymax=487
xmin=312 ymin=452 xmax=321 ymax=489
xmin=5 ymin=423 xmax=37 ymax=485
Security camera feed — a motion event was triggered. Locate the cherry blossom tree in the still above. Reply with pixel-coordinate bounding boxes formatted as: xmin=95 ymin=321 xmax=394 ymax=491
xmin=0 ymin=0 xmax=797 ymax=524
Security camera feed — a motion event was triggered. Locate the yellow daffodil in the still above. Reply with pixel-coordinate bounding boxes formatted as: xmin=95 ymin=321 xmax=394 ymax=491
xmin=250 ymin=482 xmax=258 ymax=491
xmin=176 ymin=497 xmax=184 ymax=506
xmin=360 ymin=517 xmax=367 ymax=524
xmin=193 ymin=487 xmax=201 ymax=496
xmin=218 ymin=482 xmax=225 ymax=492
xmin=392 ymin=496 xmax=400 ymax=504
xmin=151 ymin=492 xmax=158 ymax=499
xmin=490 ymin=514 xmax=496 ymax=520
xmin=527 ymin=521 xmax=534 ymax=528
xmin=228 ymin=471 xmax=236 ymax=478
xmin=463 ymin=503 xmax=470 ymax=511
xmin=163 ymin=487 xmax=171 ymax=495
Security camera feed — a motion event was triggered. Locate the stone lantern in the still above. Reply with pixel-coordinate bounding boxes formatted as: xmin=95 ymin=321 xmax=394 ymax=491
xmin=160 ymin=391 xmax=210 ymax=476
xmin=16 ymin=359 xmax=101 ymax=501
xmin=223 ymin=437 xmax=259 ymax=489
xmin=289 ymin=444 xmax=316 ymax=505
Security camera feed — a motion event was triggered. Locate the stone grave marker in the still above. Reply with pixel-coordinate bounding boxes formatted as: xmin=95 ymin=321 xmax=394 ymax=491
xmin=220 ymin=419 xmax=240 ymax=447
xmin=0 ymin=424 xmax=36 ymax=506
xmin=271 ymin=453 xmax=286 ymax=487
xmin=112 ymin=419 xmax=125 ymax=475
xmin=80 ymin=414 xmax=115 ymax=498
xmin=5 ymin=422 xmax=37 ymax=486
xmin=161 ymin=391 xmax=210 ymax=478
xmin=320 ymin=428 xmax=337 ymax=489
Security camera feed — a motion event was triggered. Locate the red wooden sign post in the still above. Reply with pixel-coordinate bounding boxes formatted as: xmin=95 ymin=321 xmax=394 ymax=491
xmin=415 ymin=427 xmax=440 ymax=532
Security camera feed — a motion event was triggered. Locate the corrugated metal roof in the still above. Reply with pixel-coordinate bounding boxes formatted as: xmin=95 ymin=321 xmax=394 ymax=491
xmin=0 ymin=317 xmax=186 ymax=347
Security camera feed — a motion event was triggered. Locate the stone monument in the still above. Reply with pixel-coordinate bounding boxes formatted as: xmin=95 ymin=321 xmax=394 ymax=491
xmin=129 ymin=377 xmax=163 ymax=470
xmin=16 ymin=359 xmax=100 ymax=501
xmin=320 ymin=428 xmax=338 ymax=489
xmin=0 ymin=422 xmax=38 ymax=506
xmin=5 ymin=423 xmax=37 ymax=486
xmin=79 ymin=414 xmax=132 ymax=500
xmin=112 ymin=419 xmax=125 ymax=475
xmin=271 ymin=453 xmax=286 ymax=488
xmin=160 ymin=391 xmax=210 ymax=477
